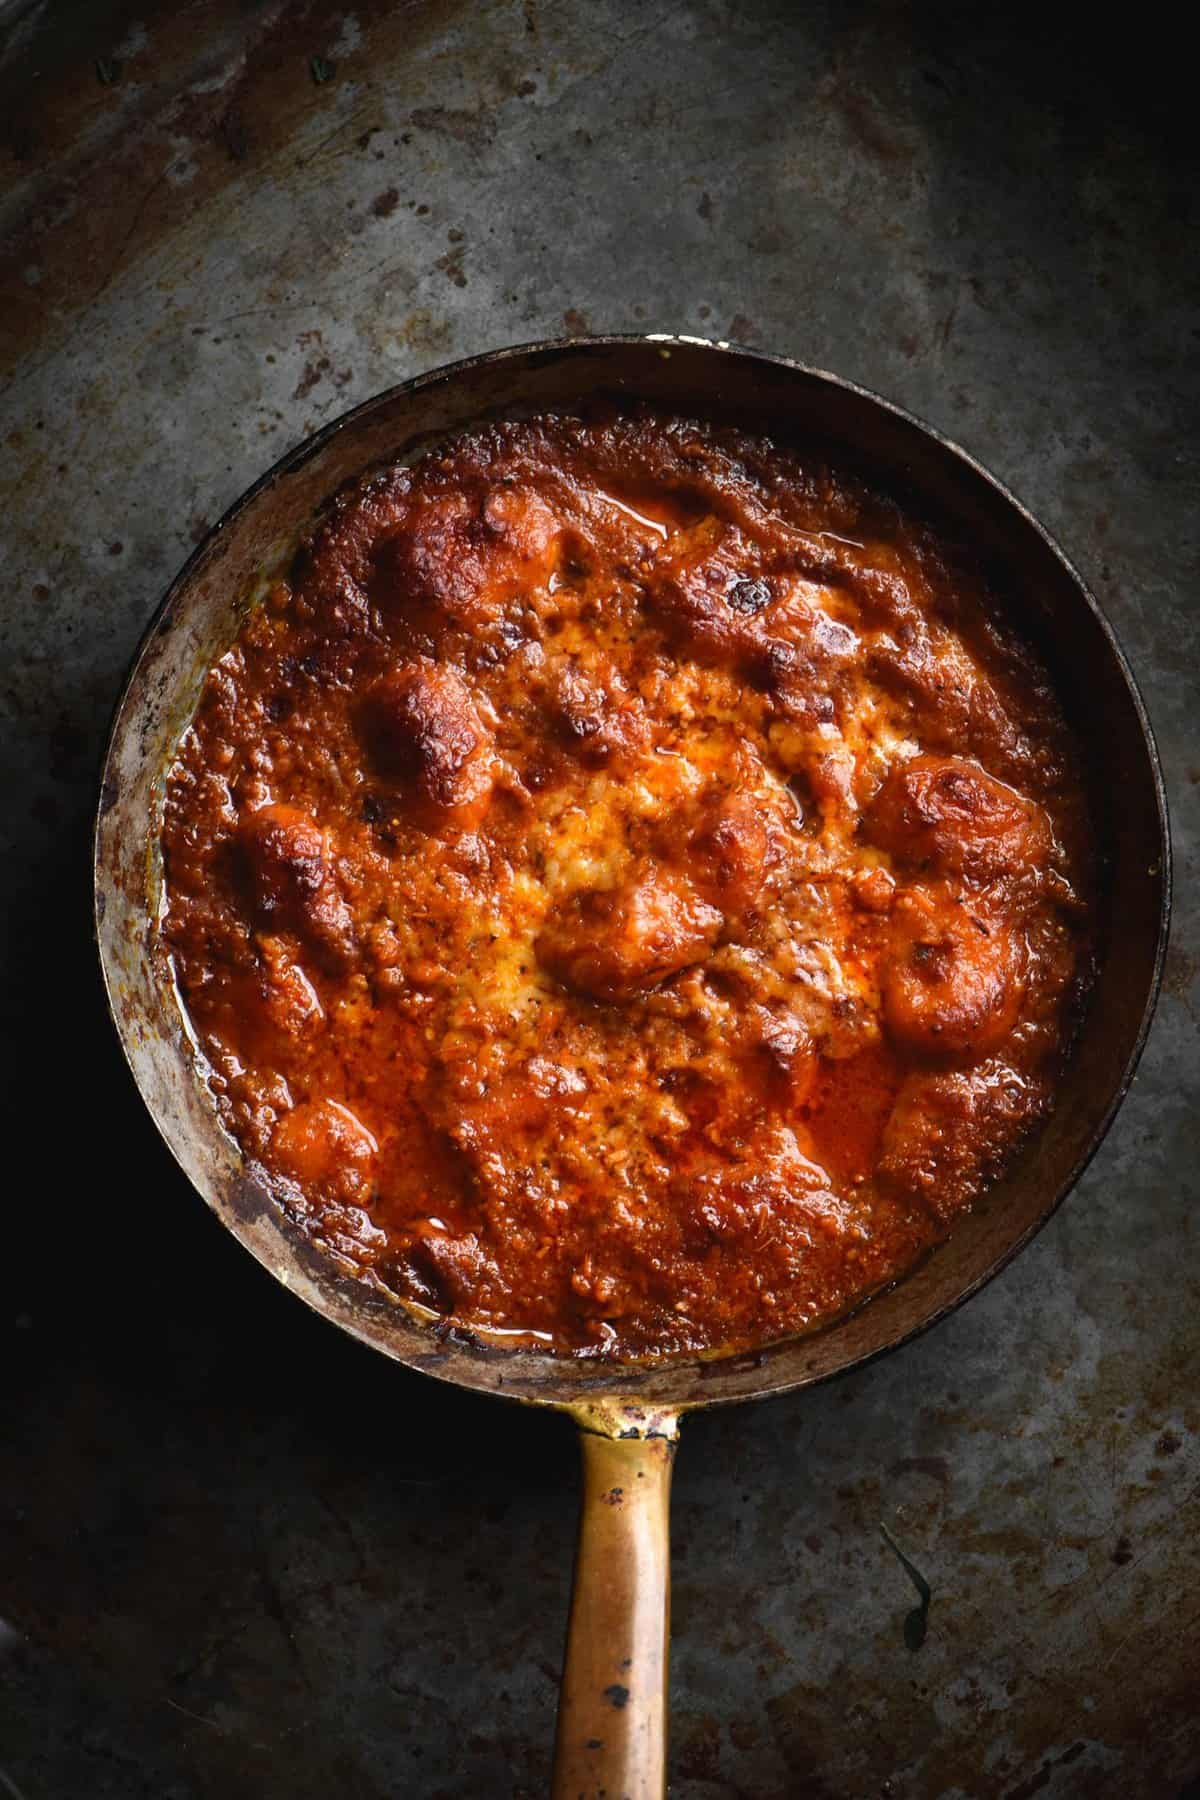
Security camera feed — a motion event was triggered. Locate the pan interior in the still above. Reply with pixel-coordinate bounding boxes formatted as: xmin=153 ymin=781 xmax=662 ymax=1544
xmin=94 ymin=338 xmax=1169 ymax=1413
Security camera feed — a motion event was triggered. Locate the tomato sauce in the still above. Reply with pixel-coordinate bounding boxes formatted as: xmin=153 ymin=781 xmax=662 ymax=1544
xmin=160 ymin=411 xmax=1094 ymax=1357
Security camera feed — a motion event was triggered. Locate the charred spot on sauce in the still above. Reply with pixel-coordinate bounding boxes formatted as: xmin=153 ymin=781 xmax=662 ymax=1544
xmin=726 ymin=575 xmax=772 ymax=614
xmin=157 ymin=409 xmax=1095 ymax=1360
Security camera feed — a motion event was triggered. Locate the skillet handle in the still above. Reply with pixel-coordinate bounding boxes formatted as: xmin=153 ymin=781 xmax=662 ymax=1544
xmin=552 ymin=1404 xmax=681 ymax=1800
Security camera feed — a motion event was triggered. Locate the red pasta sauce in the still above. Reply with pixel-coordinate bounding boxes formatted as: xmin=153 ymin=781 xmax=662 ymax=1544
xmin=160 ymin=411 xmax=1095 ymax=1357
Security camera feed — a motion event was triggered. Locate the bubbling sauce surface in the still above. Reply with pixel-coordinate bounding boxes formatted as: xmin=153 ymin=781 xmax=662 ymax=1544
xmin=160 ymin=412 xmax=1094 ymax=1357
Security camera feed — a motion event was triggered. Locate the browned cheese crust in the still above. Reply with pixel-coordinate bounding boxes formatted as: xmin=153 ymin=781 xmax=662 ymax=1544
xmin=160 ymin=412 xmax=1095 ymax=1357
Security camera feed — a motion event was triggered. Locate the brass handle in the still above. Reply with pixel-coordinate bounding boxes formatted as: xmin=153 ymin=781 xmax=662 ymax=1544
xmin=552 ymin=1404 xmax=681 ymax=1800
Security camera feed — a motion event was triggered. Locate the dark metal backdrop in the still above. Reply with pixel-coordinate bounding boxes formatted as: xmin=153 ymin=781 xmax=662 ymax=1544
xmin=1 ymin=5 xmax=1197 ymax=1798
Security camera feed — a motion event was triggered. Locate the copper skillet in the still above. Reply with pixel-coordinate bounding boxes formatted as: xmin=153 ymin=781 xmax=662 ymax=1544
xmin=94 ymin=336 xmax=1170 ymax=1798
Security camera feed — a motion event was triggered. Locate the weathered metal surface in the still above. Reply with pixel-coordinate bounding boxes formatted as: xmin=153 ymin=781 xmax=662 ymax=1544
xmin=1 ymin=5 xmax=1198 ymax=1797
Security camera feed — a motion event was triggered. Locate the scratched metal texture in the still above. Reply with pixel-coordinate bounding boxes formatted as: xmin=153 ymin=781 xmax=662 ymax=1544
xmin=0 ymin=4 xmax=1197 ymax=1797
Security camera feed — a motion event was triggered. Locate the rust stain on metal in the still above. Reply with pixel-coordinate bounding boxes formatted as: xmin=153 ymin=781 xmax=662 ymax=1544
xmin=0 ymin=0 xmax=474 ymax=376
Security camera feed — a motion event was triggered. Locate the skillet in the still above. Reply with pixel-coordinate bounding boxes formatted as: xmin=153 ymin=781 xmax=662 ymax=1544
xmin=94 ymin=335 xmax=1170 ymax=1798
